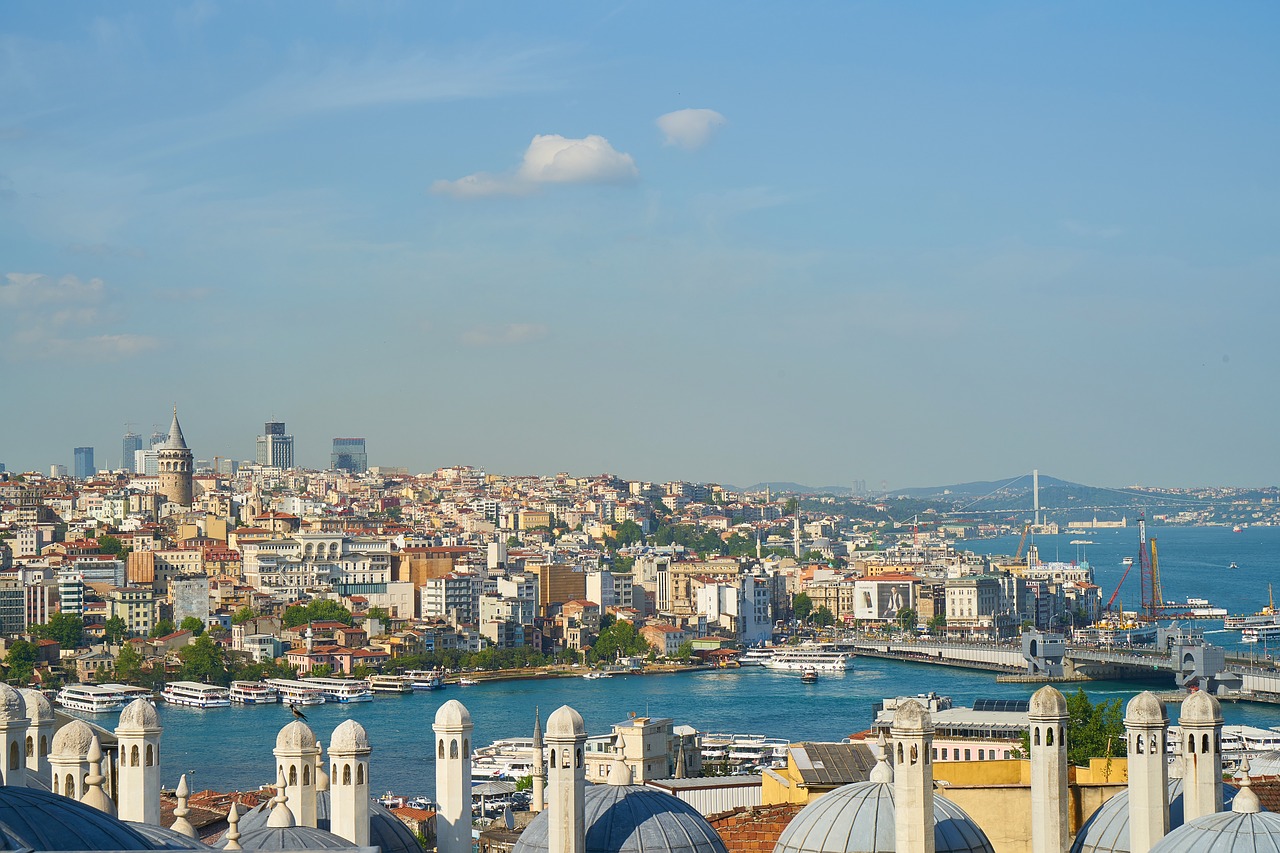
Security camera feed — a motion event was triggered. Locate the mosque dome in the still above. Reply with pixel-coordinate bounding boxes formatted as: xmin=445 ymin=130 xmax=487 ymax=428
xmin=773 ymin=778 xmax=994 ymax=853
xmin=0 ymin=785 xmax=160 ymax=850
xmin=19 ymin=688 xmax=53 ymax=723
xmin=119 ymin=698 xmax=161 ymax=730
xmin=275 ymin=721 xmax=317 ymax=752
xmin=234 ymin=824 xmax=354 ymax=850
xmin=52 ymin=719 xmax=96 ymax=756
xmin=1124 ymin=693 xmax=1167 ymax=726
xmin=232 ymin=791 xmax=424 ymax=853
xmin=546 ymin=705 xmax=586 ymax=739
xmin=330 ymin=719 xmax=370 ymax=753
xmin=128 ymin=822 xmax=212 ymax=850
xmin=1030 ymin=686 xmax=1069 ymax=718
xmin=0 ymin=684 xmax=25 ymax=722
xmin=434 ymin=700 xmax=472 ymax=729
xmin=513 ymin=783 xmax=727 ymax=853
xmin=1069 ymin=779 xmax=1238 ymax=853
xmin=1148 ymin=778 xmax=1280 ymax=853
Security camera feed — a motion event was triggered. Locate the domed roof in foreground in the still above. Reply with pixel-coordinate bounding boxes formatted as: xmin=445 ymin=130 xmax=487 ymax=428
xmin=119 ymin=697 xmax=161 ymax=730
xmin=330 ymin=719 xmax=370 ymax=753
xmin=276 ymin=720 xmax=318 ymax=752
xmin=0 ymin=785 xmax=159 ymax=850
xmin=19 ymin=688 xmax=53 ymax=723
xmin=232 ymin=790 xmax=423 ymax=853
xmin=0 ymin=683 xmax=25 ymax=722
xmin=513 ymin=784 xmax=727 ymax=853
xmin=1149 ymin=779 xmax=1279 ymax=853
xmin=128 ymin=822 xmax=211 ymax=850
xmin=773 ymin=779 xmax=993 ymax=853
xmin=1070 ymin=779 xmax=1238 ymax=853
xmin=234 ymin=824 xmax=352 ymax=850
xmin=52 ymin=719 xmax=96 ymax=756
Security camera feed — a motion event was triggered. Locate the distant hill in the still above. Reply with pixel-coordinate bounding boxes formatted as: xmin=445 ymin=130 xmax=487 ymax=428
xmin=738 ymin=482 xmax=853 ymax=496
xmin=888 ymin=474 xmax=1078 ymax=500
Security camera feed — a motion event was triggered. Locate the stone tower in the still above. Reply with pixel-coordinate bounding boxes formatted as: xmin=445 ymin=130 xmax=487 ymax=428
xmin=531 ymin=707 xmax=545 ymax=814
xmin=115 ymin=698 xmax=162 ymax=825
xmin=891 ymin=698 xmax=935 ymax=853
xmin=274 ymin=721 xmax=320 ymax=828
xmin=546 ymin=705 xmax=586 ymax=853
xmin=19 ymin=688 xmax=53 ymax=780
xmin=50 ymin=719 xmax=95 ymax=800
xmin=1029 ymin=686 xmax=1069 ymax=853
xmin=434 ymin=700 xmax=473 ymax=853
xmin=1125 ymin=691 xmax=1170 ymax=853
xmin=1180 ymin=691 xmax=1224 ymax=822
xmin=0 ymin=684 xmax=29 ymax=788
xmin=157 ymin=407 xmax=193 ymax=506
xmin=329 ymin=720 xmax=371 ymax=846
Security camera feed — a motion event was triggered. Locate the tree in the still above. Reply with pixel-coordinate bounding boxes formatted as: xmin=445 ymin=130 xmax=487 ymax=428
xmin=896 ymin=608 xmax=918 ymax=632
xmin=793 ymin=592 xmax=813 ymax=623
xmin=784 ymin=498 xmax=799 ymax=515
xmin=103 ymin=616 xmax=129 ymax=645
xmin=32 ymin=613 xmax=85 ymax=649
xmin=114 ymin=643 xmax=145 ymax=684
xmin=365 ymin=606 xmax=390 ymax=624
xmin=178 ymin=634 xmax=231 ymax=685
xmin=96 ymin=535 xmax=124 ymax=556
xmin=231 ymin=607 xmax=256 ymax=625
xmin=811 ymin=606 xmax=835 ymax=628
xmin=150 ymin=619 xmax=177 ymax=638
xmin=179 ymin=616 xmax=205 ymax=637
xmin=309 ymin=664 xmax=334 ymax=678
xmin=283 ymin=600 xmax=353 ymax=628
xmin=1016 ymin=689 xmax=1125 ymax=766
xmin=926 ymin=615 xmax=947 ymax=636
xmin=613 ymin=520 xmax=644 ymax=547
xmin=674 ymin=640 xmax=694 ymax=661
xmin=4 ymin=640 xmax=37 ymax=684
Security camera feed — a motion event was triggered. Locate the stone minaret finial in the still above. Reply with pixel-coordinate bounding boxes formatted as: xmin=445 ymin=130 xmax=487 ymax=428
xmin=870 ymin=732 xmax=893 ymax=783
xmin=1029 ymin=686 xmax=1069 ymax=853
xmin=433 ymin=701 xmax=474 ymax=853
xmin=1180 ymin=690 xmax=1225 ymax=821
xmin=0 ymin=684 xmax=30 ymax=789
xmin=80 ymin=736 xmax=116 ymax=816
xmin=531 ymin=707 xmax=545 ymax=813
xmin=224 ymin=801 xmax=242 ymax=851
xmin=1234 ymin=756 xmax=1261 ymax=814
xmin=1124 ymin=692 xmax=1170 ymax=853
xmin=546 ymin=705 xmax=587 ymax=853
xmin=171 ymin=774 xmax=197 ymax=838
xmin=890 ymin=699 xmax=935 ymax=853
xmin=267 ymin=768 xmax=295 ymax=828
xmin=674 ymin=738 xmax=686 ymax=779
xmin=608 ymin=759 xmax=631 ymax=786
xmin=315 ymin=742 xmax=330 ymax=792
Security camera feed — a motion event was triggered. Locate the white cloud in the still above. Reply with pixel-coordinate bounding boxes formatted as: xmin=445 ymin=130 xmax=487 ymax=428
xmin=0 ymin=272 xmax=157 ymax=361
xmin=433 ymin=134 xmax=638 ymax=198
xmin=460 ymin=323 xmax=548 ymax=346
xmin=656 ymin=108 xmax=727 ymax=150
xmin=0 ymin=272 xmax=105 ymax=306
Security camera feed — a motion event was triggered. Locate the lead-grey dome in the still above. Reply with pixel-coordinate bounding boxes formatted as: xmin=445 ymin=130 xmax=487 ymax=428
xmin=1244 ymin=752 xmax=1280 ymax=777
xmin=234 ymin=824 xmax=352 ymax=850
xmin=1148 ymin=806 xmax=1280 ymax=853
xmin=231 ymin=790 xmax=423 ymax=853
xmin=773 ymin=779 xmax=993 ymax=853
xmin=513 ymin=784 xmax=727 ymax=853
xmin=1070 ymin=779 xmax=1238 ymax=853
xmin=0 ymin=785 xmax=160 ymax=850
xmin=128 ymin=823 xmax=211 ymax=850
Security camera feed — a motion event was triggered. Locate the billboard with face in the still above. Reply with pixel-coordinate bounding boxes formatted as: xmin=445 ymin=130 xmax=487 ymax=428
xmin=855 ymin=580 xmax=914 ymax=620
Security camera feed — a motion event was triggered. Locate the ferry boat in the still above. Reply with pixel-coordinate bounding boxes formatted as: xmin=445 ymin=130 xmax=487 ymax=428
xmin=1162 ymin=598 xmax=1229 ymax=618
xmin=264 ymin=679 xmax=326 ymax=706
xmin=764 ymin=643 xmax=853 ymax=672
xmin=458 ymin=678 xmax=479 ymax=686
xmin=1075 ymin=616 xmax=1158 ymax=646
xmin=1242 ymin=625 xmax=1280 ymax=644
xmin=56 ymin=684 xmax=132 ymax=714
xmin=1224 ymin=586 xmax=1280 ymax=630
xmin=302 ymin=677 xmax=374 ymax=703
xmin=582 ymin=671 xmax=613 ymax=680
xmin=229 ymin=681 xmax=280 ymax=704
xmin=404 ymin=670 xmax=443 ymax=690
xmin=368 ymin=675 xmax=413 ymax=694
xmin=738 ymin=647 xmax=776 ymax=666
xmin=472 ymin=737 xmax=540 ymax=778
xmin=699 ymin=733 xmax=790 ymax=771
xmin=161 ymin=681 xmax=231 ymax=708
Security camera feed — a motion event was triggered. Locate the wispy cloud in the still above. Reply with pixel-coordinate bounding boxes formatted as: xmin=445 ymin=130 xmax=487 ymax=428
xmin=460 ymin=323 xmax=548 ymax=346
xmin=433 ymin=134 xmax=638 ymax=198
xmin=0 ymin=272 xmax=157 ymax=360
xmin=656 ymin=108 xmax=726 ymax=150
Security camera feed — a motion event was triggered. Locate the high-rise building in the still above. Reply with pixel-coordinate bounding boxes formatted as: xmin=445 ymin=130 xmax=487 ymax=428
xmin=134 ymin=449 xmax=158 ymax=476
xmin=149 ymin=428 xmax=165 ymax=449
xmin=331 ymin=438 xmax=367 ymax=473
xmin=156 ymin=408 xmax=194 ymax=506
xmin=122 ymin=432 xmax=143 ymax=470
xmin=73 ymin=447 xmax=95 ymax=480
xmin=256 ymin=421 xmax=295 ymax=469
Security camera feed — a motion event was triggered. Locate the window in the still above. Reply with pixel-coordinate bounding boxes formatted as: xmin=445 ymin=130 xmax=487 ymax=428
xmin=964 ymin=749 xmax=971 ymax=761
xmin=131 ymin=745 xmax=140 ymax=767
xmin=978 ymin=749 xmax=985 ymax=761
xmin=357 ymin=764 xmax=364 ymax=785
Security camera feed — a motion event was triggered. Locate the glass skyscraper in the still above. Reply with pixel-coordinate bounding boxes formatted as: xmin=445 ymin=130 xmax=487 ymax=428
xmin=122 ymin=432 xmax=143 ymax=470
xmin=331 ymin=437 xmax=367 ymax=473
xmin=73 ymin=446 xmax=95 ymax=480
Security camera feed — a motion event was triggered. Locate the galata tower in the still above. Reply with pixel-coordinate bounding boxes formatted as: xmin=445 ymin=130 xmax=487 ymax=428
xmin=157 ymin=407 xmax=194 ymax=506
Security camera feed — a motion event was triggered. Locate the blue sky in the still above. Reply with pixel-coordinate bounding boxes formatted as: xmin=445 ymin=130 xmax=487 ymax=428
xmin=2 ymin=2 xmax=1277 ymax=488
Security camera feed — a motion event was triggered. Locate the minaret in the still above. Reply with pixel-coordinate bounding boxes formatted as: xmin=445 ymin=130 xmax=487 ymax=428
xmin=890 ymin=698 xmax=935 ymax=853
xmin=115 ymin=698 xmax=162 ymax=824
xmin=531 ymin=707 xmax=546 ymax=814
xmin=1029 ymin=686 xmax=1069 ymax=853
xmin=1180 ymin=691 xmax=1224 ymax=821
xmin=19 ymin=688 xmax=53 ymax=780
xmin=274 ymin=720 xmax=320 ymax=828
xmin=0 ymin=684 xmax=30 ymax=788
xmin=1125 ymin=691 xmax=1169 ymax=853
xmin=546 ymin=705 xmax=586 ymax=853
xmin=329 ymin=720 xmax=371 ymax=846
xmin=157 ymin=406 xmax=194 ymax=506
xmin=50 ymin=719 xmax=95 ymax=799
xmin=793 ymin=513 xmax=801 ymax=558
xmin=434 ymin=700 xmax=473 ymax=853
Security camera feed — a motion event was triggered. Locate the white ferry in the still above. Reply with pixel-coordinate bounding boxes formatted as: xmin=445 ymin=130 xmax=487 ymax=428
xmin=1224 ymin=587 xmax=1280 ymax=630
xmin=582 ymin=671 xmax=613 ymax=680
xmin=302 ymin=677 xmax=374 ymax=703
xmin=700 ymin=733 xmax=789 ymax=771
xmin=404 ymin=670 xmax=443 ymax=690
xmin=1242 ymin=625 xmax=1280 ymax=644
xmin=229 ymin=681 xmax=280 ymax=704
xmin=161 ymin=681 xmax=232 ymax=708
xmin=368 ymin=674 xmax=413 ymax=694
xmin=738 ymin=647 xmax=776 ymax=666
xmin=264 ymin=678 xmax=326 ymax=706
xmin=56 ymin=684 xmax=131 ymax=714
xmin=99 ymin=683 xmax=154 ymax=703
xmin=472 ymin=737 xmax=540 ymax=779
xmin=1075 ymin=615 xmax=1158 ymax=646
xmin=764 ymin=643 xmax=853 ymax=672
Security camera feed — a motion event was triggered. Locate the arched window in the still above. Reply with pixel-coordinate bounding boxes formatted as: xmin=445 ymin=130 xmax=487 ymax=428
xmin=1203 ymin=733 xmax=1210 ymax=753
xmin=910 ymin=744 xmax=918 ymax=765
xmin=1135 ymin=736 xmax=1144 ymax=755
xmin=450 ymin=739 xmax=458 ymax=759
xmin=1059 ymin=726 xmax=1065 ymax=744
xmin=1034 ymin=727 xmax=1041 ymax=746
xmin=303 ymin=765 xmax=310 ymax=786
xmin=25 ymin=737 xmax=32 ymax=758
xmin=40 ymin=736 xmax=47 ymax=757
xmin=464 ymin=739 xmax=469 ymax=754
xmin=897 ymin=742 xmax=904 ymax=764
xmin=343 ymin=764 xmax=351 ymax=785
xmin=1046 ymin=728 xmax=1054 ymax=747
xmin=1187 ymin=734 xmax=1195 ymax=753
xmin=289 ymin=765 xmax=298 ymax=786
xmin=8 ymin=742 xmax=16 ymax=770
xmin=1149 ymin=734 xmax=1158 ymax=753
xmin=576 ymin=749 xmax=582 ymax=768
xmin=65 ymin=776 xmax=74 ymax=797
xmin=438 ymin=740 xmax=444 ymax=759
xmin=146 ymin=744 xmax=154 ymax=766
xmin=550 ymin=749 xmax=556 ymax=768
xmin=131 ymin=745 xmax=140 ymax=767
xmin=357 ymin=764 xmax=364 ymax=785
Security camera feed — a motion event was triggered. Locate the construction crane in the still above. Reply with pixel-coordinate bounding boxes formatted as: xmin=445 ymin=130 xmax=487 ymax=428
xmin=1014 ymin=524 xmax=1031 ymax=560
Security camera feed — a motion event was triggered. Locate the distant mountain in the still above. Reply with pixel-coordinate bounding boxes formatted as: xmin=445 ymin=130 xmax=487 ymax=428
xmin=888 ymin=474 xmax=1079 ymax=500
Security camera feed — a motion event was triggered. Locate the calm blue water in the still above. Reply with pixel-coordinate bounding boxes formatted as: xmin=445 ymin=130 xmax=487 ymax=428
xmin=74 ymin=525 xmax=1280 ymax=800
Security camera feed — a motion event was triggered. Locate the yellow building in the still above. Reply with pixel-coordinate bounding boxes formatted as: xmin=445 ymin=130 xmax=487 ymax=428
xmin=760 ymin=742 xmax=878 ymax=805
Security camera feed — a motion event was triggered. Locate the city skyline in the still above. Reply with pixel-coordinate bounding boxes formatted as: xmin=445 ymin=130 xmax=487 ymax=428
xmin=2 ymin=3 xmax=1277 ymax=487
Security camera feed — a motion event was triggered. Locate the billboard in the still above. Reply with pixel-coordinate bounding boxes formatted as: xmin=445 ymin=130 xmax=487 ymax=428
xmin=855 ymin=580 xmax=915 ymax=621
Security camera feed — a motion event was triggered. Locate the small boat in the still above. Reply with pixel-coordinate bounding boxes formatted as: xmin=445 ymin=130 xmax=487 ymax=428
xmin=800 ymin=668 xmax=819 ymax=684
xmin=582 ymin=672 xmax=612 ymax=680
xmin=1122 ymin=557 xmax=1134 ymax=567
xmin=458 ymin=678 xmax=479 ymax=686
xmin=1234 ymin=525 xmax=1245 ymax=533
xmin=1230 ymin=562 xmax=1239 ymax=570
xmin=405 ymin=670 xmax=443 ymax=690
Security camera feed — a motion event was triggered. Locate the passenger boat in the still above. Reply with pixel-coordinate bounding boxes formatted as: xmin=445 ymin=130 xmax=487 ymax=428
xmin=56 ymin=684 xmax=131 ymax=713
xmin=1075 ymin=616 xmax=1158 ymax=646
xmin=1242 ymin=625 xmax=1280 ymax=644
xmin=582 ymin=672 xmax=612 ymax=680
xmin=764 ymin=642 xmax=853 ymax=672
xmin=161 ymin=681 xmax=231 ymax=708
xmin=99 ymin=683 xmax=154 ymax=703
xmin=404 ymin=670 xmax=443 ymax=690
xmin=472 ymin=737 xmax=541 ymax=778
xmin=458 ymin=678 xmax=479 ymax=686
xmin=800 ymin=668 xmax=819 ymax=684
xmin=230 ymin=681 xmax=280 ymax=704
xmin=264 ymin=678 xmax=326 ymax=705
xmin=1225 ymin=586 xmax=1280 ymax=630
xmin=738 ymin=647 xmax=776 ymax=666
xmin=302 ymin=677 xmax=374 ymax=703
xmin=368 ymin=674 xmax=413 ymax=694
xmin=699 ymin=733 xmax=790 ymax=771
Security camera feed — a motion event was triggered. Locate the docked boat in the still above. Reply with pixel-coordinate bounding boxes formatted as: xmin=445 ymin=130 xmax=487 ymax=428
xmin=161 ymin=681 xmax=231 ymax=708
xmin=1224 ymin=586 xmax=1280 ymax=630
xmin=699 ymin=733 xmax=790 ymax=772
xmin=264 ymin=678 xmax=326 ymax=705
xmin=1162 ymin=598 xmax=1229 ymax=618
xmin=404 ymin=670 xmax=443 ymax=690
xmin=458 ymin=678 xmax=479 ymax=686
xmin=800 ymin=668 xmax=819 ymax=684
xmin=582 ymin=671 xmax=612 ymax=680
xmin=764 ymin=642 xmax=853 ymax=672
xmin=230 ymin=681 xmax=280 ymax=704
xmin=302 ymin=677 xmax=374 ymax=703
xmin=56 ymin=684 xmax=133 ymax=714
xmin=1075 ymin=616 xmax=1158 ymax=645
xmin=368 ymin=675 xmax=413 ymax=694
xmin=738 ymin=647 xmax=776 ymax=667
xmin=472 ymin=737 xmax=541 ymax=778
xmin=1242 ymin=625 xmax=1280 ymax=644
